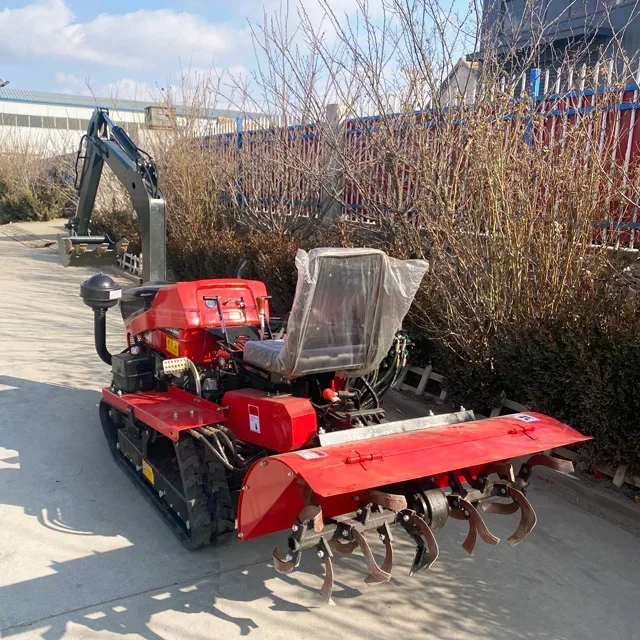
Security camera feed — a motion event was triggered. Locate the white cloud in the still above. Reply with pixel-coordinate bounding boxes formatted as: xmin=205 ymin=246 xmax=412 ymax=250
xmin=0 ymin=0 xmax=251 ymax=71
xmin=55 ymin=71 xmax=82 ymax=86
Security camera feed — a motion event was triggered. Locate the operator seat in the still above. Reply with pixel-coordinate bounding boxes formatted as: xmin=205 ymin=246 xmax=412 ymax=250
xmin=242 ymin=248 xmax=428 ymax=379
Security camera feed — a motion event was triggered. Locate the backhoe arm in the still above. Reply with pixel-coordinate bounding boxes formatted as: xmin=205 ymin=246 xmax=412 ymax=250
xmin=58 ymin=108 xmax=166 ymax=282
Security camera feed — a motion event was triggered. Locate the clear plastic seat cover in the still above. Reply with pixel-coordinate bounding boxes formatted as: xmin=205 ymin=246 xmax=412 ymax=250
xmin=242 ymin=248 xmax=428 ymax=378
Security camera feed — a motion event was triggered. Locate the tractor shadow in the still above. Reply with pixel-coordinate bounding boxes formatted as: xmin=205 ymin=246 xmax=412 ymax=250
xmin=0 ymin=376 xmax=596 ymax=640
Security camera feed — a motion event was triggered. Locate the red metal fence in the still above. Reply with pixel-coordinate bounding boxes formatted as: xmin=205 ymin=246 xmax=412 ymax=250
xmin=208 ymin=67 xmax=640 ymax=249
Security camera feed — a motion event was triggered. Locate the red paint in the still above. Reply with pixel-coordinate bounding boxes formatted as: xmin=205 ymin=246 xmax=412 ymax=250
xmin=127 ymin=279 xmax=269 ymax=362
xmin=237 ymin=412 xmax=591 ymax=540
xmin=222 ymin=389 xmax=317 ymax=453
xmin=102 ymin=385 xmax=225 ymax=441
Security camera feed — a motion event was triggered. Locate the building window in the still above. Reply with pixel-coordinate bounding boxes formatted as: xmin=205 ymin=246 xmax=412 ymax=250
xmin=42 ymin=116 xmax=55 ymax=128
xmin=30 ymin=115 xmax=43 ymax=128
xmin=54 ymin=117 xmax=68 ymax=130
xmin=1 ymin=113 xmax=17 ymax=126
xmin=16 ymin=114 xmax=29 ymax=127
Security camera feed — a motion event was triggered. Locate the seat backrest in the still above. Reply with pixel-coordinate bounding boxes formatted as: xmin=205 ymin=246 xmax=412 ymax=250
xmin=275 ymin=248 xmax=428 ymax=378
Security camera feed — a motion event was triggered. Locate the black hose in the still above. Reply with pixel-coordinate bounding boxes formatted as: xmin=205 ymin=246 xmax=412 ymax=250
xmin=93 ymin=309 xmax=112 ymax=366
xmin=359 ymin=376 xmax=380 ymax=409
xmin=189 ymin=429 xmax=236 ymax=471
xmin=201 ymin=426 xmax=246 ymax=469
xmin=234 ymin=257 xmax=248 ymax=278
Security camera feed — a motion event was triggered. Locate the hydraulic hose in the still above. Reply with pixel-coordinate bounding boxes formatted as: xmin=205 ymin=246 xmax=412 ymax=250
xmin=189 ymin=429 xmax=238 ymax=471
xmin=186 ymin=358 xmax=202 ymax=397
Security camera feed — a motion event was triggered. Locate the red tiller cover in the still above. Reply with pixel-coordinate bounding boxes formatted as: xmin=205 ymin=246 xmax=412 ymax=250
xmin=237 ymin=412 xmax=590 ymax=540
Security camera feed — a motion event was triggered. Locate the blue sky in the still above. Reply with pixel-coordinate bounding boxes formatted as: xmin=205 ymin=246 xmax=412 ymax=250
xmin=0 ymin=0 xmax=277 ymax=100
xmin=0 ymin=0 xmax=474 ymax=103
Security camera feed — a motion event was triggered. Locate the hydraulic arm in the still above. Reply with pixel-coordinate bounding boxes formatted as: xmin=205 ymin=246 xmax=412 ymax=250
xmin=58 ymin=108 xmax=166 ymax=282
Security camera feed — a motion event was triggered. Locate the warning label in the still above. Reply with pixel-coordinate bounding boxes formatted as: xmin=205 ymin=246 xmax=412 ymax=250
xmin=292 ymin=450 xmax=328 ymax=460
xmin=513 ymin=414 xmax=539 ymax=423
xmin=248 ymin=405 xmax=260 ymax=433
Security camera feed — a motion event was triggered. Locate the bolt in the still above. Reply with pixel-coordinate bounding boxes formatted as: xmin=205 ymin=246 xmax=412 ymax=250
xmin=186 ymin=520 xmax=190 ymax=530
xmin=241 ymin=485 xmax=248 ymax=491
xmin=158 ymin=490 xmax=164 ymax=498
xmin=238 ymin=532 xmax=244 ymax=540
xmin=402 ymin=514 xmax=410 ymax=523
xmin=341 ymin=528 xmax=350 ymax=538
xmin=135 ymin=465 xmax=141 ymax=472
xmin=116 ymin=442 xmax=120 ymax=450
xmin=464 ymin=510 xmax=469 ymax=517
xmin=352 ymin=495 xmax=359 ymax=501
xmin=292 ymin=524 xmax=299 ymax=532
xmin=317 ymin=549 xmax=325 ymax=559
xmin=117 ymin=390 xmax=122 ymax=396
xmin=287 ymin=471 xmax=295 ymax=478
xmin=260 ymin=460 xmax=267 ymax=467
xmin=285 ymin=553 xmax=293 ymax=561
xmin=189 ymin=409 xmax=195 ymax=417
xmin=173 ymin=411 xmax=178 ymax=419
xmin=379 ymin=533 xmax=386 ymax=542
xmin=460 ymin=405 xmax=466 ymax=412
xmin=356 ymin=508 xmax=363 ymax=516
xmin=429 ymin=410 xmax=434 ymax=416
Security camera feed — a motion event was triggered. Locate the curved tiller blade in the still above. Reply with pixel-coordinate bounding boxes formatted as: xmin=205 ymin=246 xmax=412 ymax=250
xmin=352 ymin=529 xmax=392 ymax=585
xmin=400 ymin=512 xmax=440 ymax=575
xmin=272 ymin=547 xmax=298 ymax=574
xmin=519 ymin=454 xmax=575 ymax=481
xmin=482 ymin=481 xmax=519 ymax=514
xmin=329 ymin=539 xmax=358 ymax=555
xmin=504 ymin=486 xmax=537 ymax=546
xmin=319 ymin=555 xmax=335 ymax=605
xmin=450 ymin=497 xmax=500 ymax=554
xmin=317 ymin=537 xmax=335 ymax=605
xmin=480 ymin=461 xmax=516 ymax=483
xmin=377 ymin=521 xmax=394 ymax=577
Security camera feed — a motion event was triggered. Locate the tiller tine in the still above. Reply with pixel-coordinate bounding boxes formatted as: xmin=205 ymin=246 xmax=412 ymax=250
xmin=400 ymin=511 xmax=439 ymax=575
xmin=317 ymin=537 xmax=335 ymax=605
xmin=272 ymin=546 xmax=298 ymax=575
xmin=482 ymin=500 xmax=520 ymax=515
xmin=518 ymin=454 xmax=575 ymax=483
xmin=377 ymin=521 xmax=394 ymax=576
xmin=481 ymin=480 xmax=520 ymax=514
xmin=498 ymin=483 xmax=537 ymax=546
xmin=329 ymin=539 xmax=358 ymax=555
xmin=480 ymin=461 xmax=516 ymax=483
xmin=352 ymin=528 xmax=392 ymax=584
xmin=449 ymin=496 xmax=500 ymax=554
xmin=484 ymin=481 xmax=537 ymax=546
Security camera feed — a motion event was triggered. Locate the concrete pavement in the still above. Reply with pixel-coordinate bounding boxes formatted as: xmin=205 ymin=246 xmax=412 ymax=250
xmin=0 ymin=231 xmax=639 ymax=640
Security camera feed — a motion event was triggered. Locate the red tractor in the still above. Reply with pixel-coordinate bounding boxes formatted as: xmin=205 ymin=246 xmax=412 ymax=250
xmin=59 ymin=109 xmax=589 ymax=603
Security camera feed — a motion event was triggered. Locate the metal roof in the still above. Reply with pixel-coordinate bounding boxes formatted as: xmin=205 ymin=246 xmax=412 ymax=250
xmin=0 ymin=88 xmax=253 ymax=119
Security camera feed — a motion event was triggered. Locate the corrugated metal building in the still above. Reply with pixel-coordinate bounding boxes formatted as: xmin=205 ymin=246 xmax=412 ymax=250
xmin=0 ymin=88 xmax=249 ymax=155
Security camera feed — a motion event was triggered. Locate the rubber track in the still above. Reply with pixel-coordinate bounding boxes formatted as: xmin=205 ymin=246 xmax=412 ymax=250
xmin=201 ymin=445 xmax=236 ymax=537
xmin=174 ymin=438 xmax=213 ymax=548
xmin=99 ymin=401 xmax=196 ymax=549
xmin=100 ymin=400 xmax=236 ymax=548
